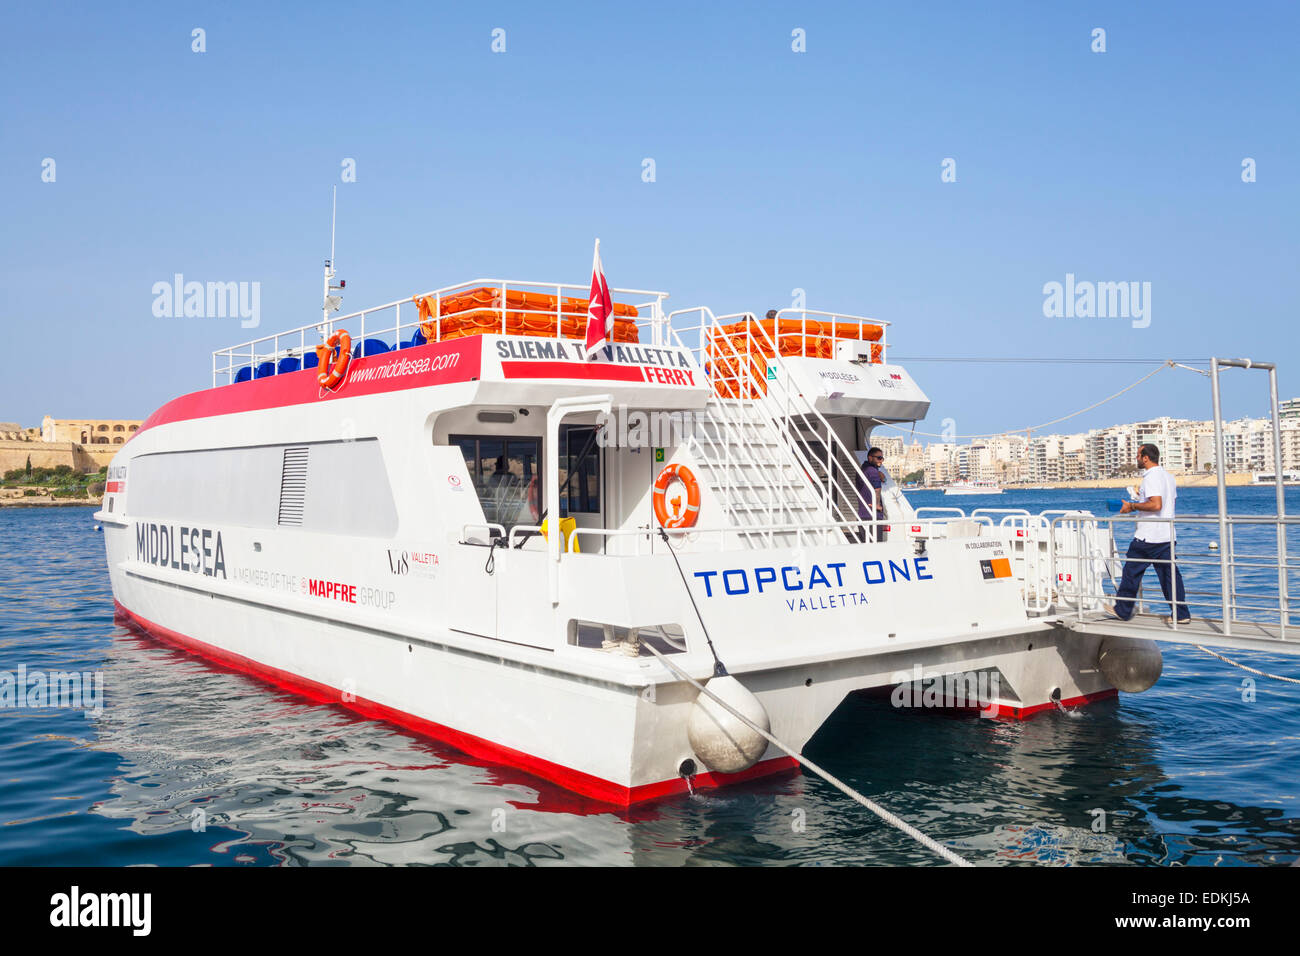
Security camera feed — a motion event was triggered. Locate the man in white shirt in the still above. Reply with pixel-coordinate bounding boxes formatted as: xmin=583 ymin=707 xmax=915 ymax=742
xmin=1112 ymin=443 xmax=1190 ymax=622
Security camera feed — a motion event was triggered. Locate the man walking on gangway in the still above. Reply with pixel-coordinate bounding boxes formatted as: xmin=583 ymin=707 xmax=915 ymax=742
xmin=1112 ymin=443 xmax=1191 ymax=624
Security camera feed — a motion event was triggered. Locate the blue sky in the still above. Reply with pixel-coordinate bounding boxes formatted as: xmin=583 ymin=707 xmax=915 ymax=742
xmin=2 ymin=1 xmax=1296 ymax=436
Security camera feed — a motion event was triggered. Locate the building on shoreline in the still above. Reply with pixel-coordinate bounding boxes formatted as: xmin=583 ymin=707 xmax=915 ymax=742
xmin=41 ymin=417 xmax=141 ymax=445
xmin=0 ymin=416 xmax=142 ymax=476
xmin=894 ymin=403 xmax=1300 ymax=486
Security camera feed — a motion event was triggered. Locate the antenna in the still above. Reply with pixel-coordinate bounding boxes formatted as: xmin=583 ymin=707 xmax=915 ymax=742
xmin=322 ymin=186 xmax=344 ymax=327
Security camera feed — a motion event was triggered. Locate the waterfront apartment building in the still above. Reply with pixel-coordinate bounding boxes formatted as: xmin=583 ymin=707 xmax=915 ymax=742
xmin=919 ymin=400 xmax=1300 ymax=485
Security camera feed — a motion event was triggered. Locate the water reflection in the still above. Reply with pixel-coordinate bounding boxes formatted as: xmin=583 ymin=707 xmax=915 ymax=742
xmin=71 ymin=625 xmax=1300 ymax=866
xmin=88 ymin=627 xmax=581 ymax=865
xmin=2 ymin=505 xmax=1296 ymax=866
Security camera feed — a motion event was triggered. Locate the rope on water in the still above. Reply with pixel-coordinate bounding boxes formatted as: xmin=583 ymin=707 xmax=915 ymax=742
xmin=641 ymin=643 xmax=974 ymax=867
xmin=1194 ymin=644 xmax=1300 ymax=685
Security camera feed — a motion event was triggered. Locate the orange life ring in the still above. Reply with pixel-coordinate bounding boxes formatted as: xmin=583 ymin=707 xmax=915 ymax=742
xmin=652 ymin=463 xmax=701 ymax=529
xmin=315 ymin=329 xmax=351 ymax=390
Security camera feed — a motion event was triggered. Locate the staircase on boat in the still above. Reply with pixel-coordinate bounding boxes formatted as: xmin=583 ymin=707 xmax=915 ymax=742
xmin=669 ymin=308 xmax=884 ymax=548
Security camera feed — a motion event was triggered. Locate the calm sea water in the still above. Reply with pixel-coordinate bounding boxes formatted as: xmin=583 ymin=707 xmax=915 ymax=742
xmin=1 ymin=489 xmax=1297 ymax=866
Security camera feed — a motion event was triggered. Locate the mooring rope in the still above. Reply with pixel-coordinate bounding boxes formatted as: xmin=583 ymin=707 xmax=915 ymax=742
xmin=869 ymin=360 xmax=1174 ymax=440
xmin=641 ymin=643 xmax=974 ymax=867
xmin=1194 ymin=644 xmax=1300 ymax=685
xmin=656 ymin=527 xmax=727 ymax=677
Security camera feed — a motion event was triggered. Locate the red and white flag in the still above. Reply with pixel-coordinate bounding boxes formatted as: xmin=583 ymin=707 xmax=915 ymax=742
xmin=584 ymin=238 xmax=614 ymax=358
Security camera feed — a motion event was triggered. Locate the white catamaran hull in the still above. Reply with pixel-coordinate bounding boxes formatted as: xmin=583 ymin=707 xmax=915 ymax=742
xmin=98 ymin=287 xmax=1135 ymax=806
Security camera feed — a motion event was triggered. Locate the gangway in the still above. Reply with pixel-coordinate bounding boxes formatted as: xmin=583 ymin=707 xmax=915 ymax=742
xmin=1060 ymin=611 xmax=1298 ymax=657
xmin=1036 ymin=358 xmax=1297 ymax=659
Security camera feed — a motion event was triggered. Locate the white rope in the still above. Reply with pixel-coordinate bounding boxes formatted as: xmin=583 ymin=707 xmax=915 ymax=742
xmin=642 ymin=644 xmax=974 ymax=867
xmin=871 ymin=361 xmax=1174 ymax=440
xmin=1194 ymin=644 xmax=1300 ymax=685
xmin=891 ymin=356 xmax=1207 ymax=365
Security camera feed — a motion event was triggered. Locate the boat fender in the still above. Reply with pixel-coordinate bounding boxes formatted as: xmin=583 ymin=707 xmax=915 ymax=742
xmin=1097 ymin=635 xmax=1163 ymax=692
xmin=687 ymin=675 xmax=770 ymax=774
xmin=316 ymin=330 xmax=352 ymax=390
xmin=652 ymin=463 xmax=701 ymax=529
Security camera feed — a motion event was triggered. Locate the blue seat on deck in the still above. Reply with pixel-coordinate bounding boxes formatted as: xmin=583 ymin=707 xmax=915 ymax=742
xmin=402 ymin=329 xmax=427 ymax=349
xmin=233 ymin=366 xmax=252 ymax=383
xmin=302 ymin=350 xmax=319 ymax=369
xmin=254 ymin=361 xmax=276 ymax=379
xmin=353 ymin=338 xmax=391 ymax=358
xmin=277 ymin=356 xmax=301 ymax=374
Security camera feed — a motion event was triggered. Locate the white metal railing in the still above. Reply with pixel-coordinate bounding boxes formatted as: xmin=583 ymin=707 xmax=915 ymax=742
xmin=1208 ymin=358 xmax=1291 ymax=636
xmin=211 ymin=278 xmax=671 ymax=386
xmin=906 ymin=505 xmax=1120 ymax=614
xmin=662 ymin=307 xmax=886 ymax=541
xmin=1050 ymin=513 xmax=1299 ymax=641
xmin=570 ymin=518 xmax=898 ymax=556
xmin=773 ymin=308 xmax=890 ymax=363
xmin=661 ymin=307 xmax=831 ymax=545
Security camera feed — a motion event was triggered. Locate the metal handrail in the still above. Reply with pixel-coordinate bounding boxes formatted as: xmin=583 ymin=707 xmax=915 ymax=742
xmin=560 ymin=512 xmax=1003 ymax=556
xmin=664 ymin=306 xmax=843 ymax=543
xmin=567 ymin=517 xmax=897 ymax=555
xmin=914 ymin=507 xmax=969 ymax=519
xmin=1047 ymin=512 xmax=1300 ymax=638
xmin=669 ymin=307 xmax=886 ymax=534
xmin=212 ymin=277 xmax=671 ymax=385
xmin=773 ymin=308 xmax=890 ymax=364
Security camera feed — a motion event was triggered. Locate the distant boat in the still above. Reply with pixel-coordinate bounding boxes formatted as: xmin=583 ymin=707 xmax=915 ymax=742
xmin=944 ymin=479 xmax=1002 ymax=496
xmin=1252 ymin=470 xmax=1300 ymax=485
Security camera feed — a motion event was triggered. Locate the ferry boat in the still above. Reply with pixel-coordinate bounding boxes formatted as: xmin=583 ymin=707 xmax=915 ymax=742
xmin=944 ymin=479 xmax=1003 ymax=496
xmin=1252 ymin=470 xmax=1300 ymax=485
xmin=96 ymin=275 xmax=1158 ymax=806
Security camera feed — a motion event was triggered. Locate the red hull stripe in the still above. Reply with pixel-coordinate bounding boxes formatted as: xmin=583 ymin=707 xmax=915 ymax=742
xmin=112 ymin=600 xmax=798 ymax=807
xmin=987 ymin=688 xmax=1118 ymax=720
xmin=134 ymin=337 xmax=483 ymax=439
xmin=500 ymin=360 xmax=646 ymax=382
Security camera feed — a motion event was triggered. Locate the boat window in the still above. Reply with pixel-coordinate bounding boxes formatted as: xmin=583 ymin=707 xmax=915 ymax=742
xmin=451 ymin=434 xmax=541 ymax=529
xmin=129 ymin=439 xmax=398 ymax=536
xmin=559 ymin=425 xmax=601 ymax=516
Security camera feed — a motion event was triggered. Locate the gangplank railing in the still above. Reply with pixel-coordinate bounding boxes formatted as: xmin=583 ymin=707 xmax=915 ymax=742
xmin=1050 ymin=513 xmax=1300 ymax=642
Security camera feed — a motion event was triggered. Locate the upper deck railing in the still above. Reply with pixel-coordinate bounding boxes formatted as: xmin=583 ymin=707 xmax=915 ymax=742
xmin=209 ymin=280 xmax=893 ymax=389
xmin=665 ymin=308 xmax=891 ymax=389
xmin=210 ymin=278 xmax=671 ymax=387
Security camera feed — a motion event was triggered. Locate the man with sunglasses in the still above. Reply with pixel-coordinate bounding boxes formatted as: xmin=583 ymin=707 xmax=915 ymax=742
xmin=857 ymin=446 xmax=887 ymax=542
xmin=1112 ymin=443 xmax=1190 ymax=623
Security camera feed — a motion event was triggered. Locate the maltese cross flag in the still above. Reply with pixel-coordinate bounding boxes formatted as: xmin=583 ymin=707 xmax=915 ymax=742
xmin=584 ymin=238 xmax=615 ymax=358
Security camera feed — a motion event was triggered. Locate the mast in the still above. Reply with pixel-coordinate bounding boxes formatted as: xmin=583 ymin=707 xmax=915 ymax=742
xmin=322 ymin=186 xmax=344 ymax=329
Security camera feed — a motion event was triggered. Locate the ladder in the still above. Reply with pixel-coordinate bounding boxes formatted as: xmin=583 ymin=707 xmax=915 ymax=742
xmin=667 ymin=308 xmax=889 ymax=546
xmin=683 ymin=400 xmax=838 ymax=546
